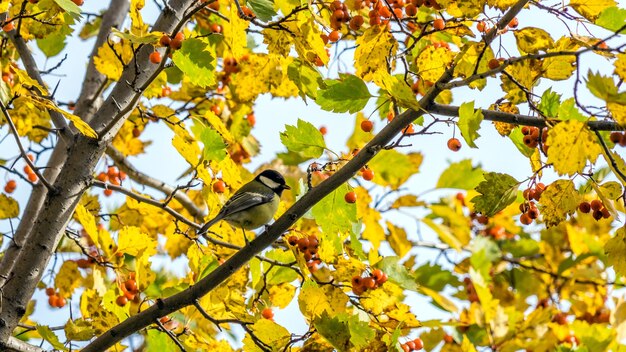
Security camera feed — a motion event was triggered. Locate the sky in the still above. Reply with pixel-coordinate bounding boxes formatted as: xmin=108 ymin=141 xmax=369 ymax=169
xmin=1 ymin=0 xmax=626 ymax=349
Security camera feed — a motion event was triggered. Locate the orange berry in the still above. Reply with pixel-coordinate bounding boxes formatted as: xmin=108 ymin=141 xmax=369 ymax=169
xmin=378 ymin=5 xmax=392 ymax=18
xmin=213 ymin=180 xmax=226 ymax=193
xmin=159 ymin=35 xmax=171 ymax=47
xmin=362 ymin=169 xmax=374 ymax=181
xmin=488 ymin=58 xmax=500 ymax=69
xmin=447 ymin=138 xmax=461 ymax=151
xmin=405 ymin=3 xmax=417 ymax=16
xmin=477 ymin=21 xmax=486 ymax=32
xmin=104 ymin=189 xmax=113 ymax=196
xmin=413 ymin=337 xmax=423 ymax=350
xmin=590 ymin=199 xmax=603 ymax=211
xmin=72 ymin=0 xmax=83 ymax=5
xmin=349 ymin=15 xmax=364 ymax=30
xmin=328 ymin=30 xmax=340 ymax=42
xmin=406 ymin=341 xmax=416 ymax=350
xmin=401 ymin=343 xmax=411 ymax=352
xmin=361 ymin=120 xmax=374 ymax=132
xmin=56 ymin=296 xmax=66 ymax=308
xmin=149 ymin=51 xmax=162 ymax=64
xmin=28 ymin=173 xmax=38 ymax=182
xmin=508 ymin=17 xmax=519 ymax=28
xmin=287 ymin=235 xmax=298 ymax=246
xmin=2 ymin=22 xmax=14 ymax=32
xmin=124 ymin=279 xmax=138 ymax=293
xmin=240 ymin=5 xmax=255 ymax=18
xmin=45 ymin=287 xmax=55 ymax=296
xmin=520 ymin=212 xmax=532 ymax=225
xmin=124 ymin=290 xmax=136 ymax=300
xmin=362 ymin=276 xmax=377 ymax=289
xmin=433 ymin=18 xmax=445 ymax=30
xmin=48 ymin=295 xmax=59 ymax=307
xmin=319 ymin=126 xmax=327 ymax=135
xmin=610 ymin=132 xmax=622 ymax=144
xmin=170 ymin=38 xmax=183 ymax=50
xmin=246 ymin=113 xmax=256 ymax=127
xmin=210 ymin=23 xmax=223 ymax=33
xmin=27 ymin=154 xmax=35 ymax=162
xmin=261 ymin=308 xmax=274 ymax=319
xmin=344 ymin=191 xmax=357 ymax=203
xmin=116 ymin=295 xmax=128 ymax=306
xmin=119 ymin=171 xmax=127 ymax=180
xmin=76 ymin=258 xmax=92 ymax=268
xmin=443 ymin=334 xmax=454 ymax=344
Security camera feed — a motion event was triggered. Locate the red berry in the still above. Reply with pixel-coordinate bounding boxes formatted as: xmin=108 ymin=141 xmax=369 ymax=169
xmin=592 ymin=209 xmax=603 ymax=221
xmin=520 ymin=212 xmax=532 ymax=225
xmin=261 ymin=308 xmax=274 ymax=319
xmin=578 ymin=202 xmax=591 ymax=213
xmin=344 ymin=191 xmax=357 ymax=203
xmin=72 ymin=0 xmax=84 ymax=5
xmin=212 ymin=180 xmax=226 ymax=193
xmin=288 ymin=235 xmax=298 ymax=246
xmin=433 ymin=18 xmax=445 ymax=30
xmin=116 ymin=295 xmax=128 ymax=307
xmin=210 ymin=23 xmax=223 ymax=33
xmin=361 ymin=120 xmax=374 ymax=132
xmin=477 ymin=21 xmax=487 ymax=32
xmin=362 ymin=169 xmax=374 ymax=181
xmin=590 ymin=199 xmax=603 ymax=211
xmin=149 ymin=51 xmax=162 ymax=64
xmin=488 ymin=58 xmax=500 ymax=69
xmin=319 ymin=126 xmax=327 ymax=135
xmin=246 ymin=113 xmax=256 ymax=127
xmin=362 ymin=276 xmax=377 ymax=289
xmin=413 ymin=337 xmax=424 ymax=350
xmin=159 ymin=35 xmax=171 ymax=47
xmin=45 ymin=287 xmax=55 ymax=296
xmin=56 ymin=297 xmax=66 ymax=308
xmin=328 ymin=30 xmax=340 ymax=42
xmin=447 ymin=138 xmax=461 ymax=151
xmin=2 ymin=22 xmax=14 ymax=32
xmin=508 ymin=17 xmax=519 ymax=28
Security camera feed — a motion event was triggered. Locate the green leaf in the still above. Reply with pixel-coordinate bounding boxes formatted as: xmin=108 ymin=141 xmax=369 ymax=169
xmin=436 ymin=159 xmax=485 ymax=190
xmin=280 ymin=119 xmax=326 ymax=159
xmin=374 ymin=256 xmax=418 ymax=291
xmin=458 ymin=101 xmax=483 ymax=148
xmin=368 ymin=150 xmax=422 ymax=189
xmin=586 ymin=70 xmax=626 ymax=104
xmin=200 ymin=126 xmax=228 ymax=162
xmin=247 ymin=0 xmax=278 ymax=21
xmin=596 ymin=7 xmax=626 ymax=33
xmin=471 ymin=172 xmax=519 ymax=217
xmin=502 ymin=238 xmax=540 ymax=257
xmin=287 ymin=59 xmax=323 ymax=101
xmin=538 ymin=88 xmax=561 ymax=117
xmin=414 ymin=263 xmax=460 ymax=291
xmin=171 ymin=38 xmax=216 ymax=88
xmin=37 ymin=26 xmax=71 ymax=57
xmin=316 ymin=74 xmax=372 ymax=113
xmin=145 ymin=329 xmax=179 ymax=352
xmin=314 ymin=313 xmax=351 ymax=351
xmin=312 ymin=183 xmax=357 ymax=236
xmin=509 ymin=127 xmax=535 ymax=157
xmin=558 ymin=98 xmax=586 ymax=121
xmin=348 ymin=315 xmax=375 ymax=349
xmin=53 ymin=0 xmax=82 ymax=19
xmin=36 ymin=324 xmax=67 ymax=351
xmin=277 ymin=150 xmax=312 ymax=165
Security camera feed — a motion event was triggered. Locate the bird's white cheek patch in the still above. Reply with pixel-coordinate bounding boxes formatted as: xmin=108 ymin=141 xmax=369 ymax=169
xmin=259 ymin=176 xmax=281 ymax=189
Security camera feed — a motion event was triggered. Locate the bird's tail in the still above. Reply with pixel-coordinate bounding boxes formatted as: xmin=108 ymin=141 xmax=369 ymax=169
xmin=197 ymin=215 xmax=222 ymax=238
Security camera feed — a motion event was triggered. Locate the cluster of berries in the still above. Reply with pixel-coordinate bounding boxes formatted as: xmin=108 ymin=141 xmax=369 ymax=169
xmin=116 ymin=274 xmax=138 ymax=307
xmin=351 ymin=269 xmax=388 ymax=295
xmin=96 ymin=166 xmax=128 ymax=196
xmin=288 ymin=235 xmax=322 ymax=271
xmin=578 ymin=199 xmax=611 ymax=220
xmin=45 ymin=287 xmax=67 ymax=308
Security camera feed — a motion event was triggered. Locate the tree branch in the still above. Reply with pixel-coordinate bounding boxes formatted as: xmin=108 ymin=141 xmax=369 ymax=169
xmin=5 ymin=336 xmax=45 ymax=352
xmin=106 ymin=146 xmax=206 ymax=220
xmin=429 ymin=103 xmax=621 ymax=131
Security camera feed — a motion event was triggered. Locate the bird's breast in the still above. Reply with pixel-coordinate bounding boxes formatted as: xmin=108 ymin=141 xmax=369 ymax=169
xmin=225 ymin=196 xmax=280 ymax=230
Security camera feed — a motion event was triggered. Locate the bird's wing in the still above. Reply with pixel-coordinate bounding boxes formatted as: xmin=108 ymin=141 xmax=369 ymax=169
xmin=219 ymin=190 xmax=274 ymax=217
xmin=198 ymin=189 xmax=274 ymax=236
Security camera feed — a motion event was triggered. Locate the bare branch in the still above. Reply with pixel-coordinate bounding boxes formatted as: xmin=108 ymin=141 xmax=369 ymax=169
xmin=5 ymin=336 xmax=45 ymax=352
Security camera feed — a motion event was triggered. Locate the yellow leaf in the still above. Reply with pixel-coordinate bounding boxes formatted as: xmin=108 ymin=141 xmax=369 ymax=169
xmin=461 ymin=335 xmax=478 ymax=352
xmin=373 ymin=71 xmax=420 ymax=110
xmin=298 ymin=281 xmax=342 ymax=318
xmin=203 ymin=110 xmax=234 ymax=145
xmin=493 ymin=121 xmax=515 ymax=136
xmin=543 ymin=37 xmax=578 ymax=81
xmin=231 ymin=54 xmax=298 ymax=103
xmin=28 ymin=95 xmax=97 ymax=138
xmin=13 ymin=68 xmax=48 ymax=95
xmin=546 ymin=120 xmax=602 ymax=176
xmin=616 ymin=53 xmax=626 ymax=81
xmin=500 ymin=60 xmax=542 ymax=103
xmin=566 ymin=223 xmax=588 ymax=256
xmin=136 ymin=247 xmax=156 ymax=292
xmin=75 ymin=204 xmax=114 ymax=257
xmin=422 ymin=218 xmax=462 ymax=251
xmin=262 ymin=28 xmax=294 ymax=57
xmin=288 ymin=15 xmax=329 ymax=66
xmin=129 ymin=0 xmax=147 ymax=34
xmin=419 ymin=286 xmax=458 ymax=313
xmin=9 ymin=97 xmax=51 ymax=142
xmin=0 ymin=194 xmax=19 ymax=219
xmin=55 ymin=260 xmax=82 ymax=298
xmin=608 ymin=101 xmax=626 ymax=126
xmin=64 ymin=319 xmax=96 ymax=341
xmin=469 ymin=267 xmax=497 ymax=321
xmin=112 ymin=119 xmax=148 ymax=156
xmin=538 ymin=179 xmax=582 ymax=227
xmin=118 ymin=226 xmax=156 ymax=257
xmin=269 ymin=283 xmax=296 ymax=309
xmin=243 ymin=319 xmax=291 ymax=352
xmin=355 ymin=25 xmax=398 ymax=81
xmin=93 ymin=40 xmax=134 ymax=80
xmin=569 ymin=0 xmax=617 ymax=21
xmin=513 ymin=27 xmax=555 ymax=54
xmin=416 ymin=45 xmax=455 ymax=83
xmin=386 ymin=222 xmax=412 ymax=258
xmin=390 ymin=195 xmax=426 ymax=209
xmin=223 ymin=4 xmax=249 ymax=57
xmin=455 ymin=42 xmax=494 ymax=90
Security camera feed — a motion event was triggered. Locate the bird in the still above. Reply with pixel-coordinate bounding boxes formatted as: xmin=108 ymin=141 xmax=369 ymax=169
xmin=198 ymin=169 xmax=290 ymax=238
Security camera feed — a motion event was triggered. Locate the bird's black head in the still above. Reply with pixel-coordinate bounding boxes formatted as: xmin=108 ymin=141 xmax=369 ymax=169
xmin=256 ymin=169 xmax=290 ymax=195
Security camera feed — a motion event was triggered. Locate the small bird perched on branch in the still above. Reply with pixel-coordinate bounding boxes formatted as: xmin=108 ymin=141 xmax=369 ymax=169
xmin=198 ymin=169 xmax=290 ymax=238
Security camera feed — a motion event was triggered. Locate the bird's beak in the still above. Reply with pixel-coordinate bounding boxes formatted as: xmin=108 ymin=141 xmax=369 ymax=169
xmin=282 ymin=184 xmax=291 ymax=190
